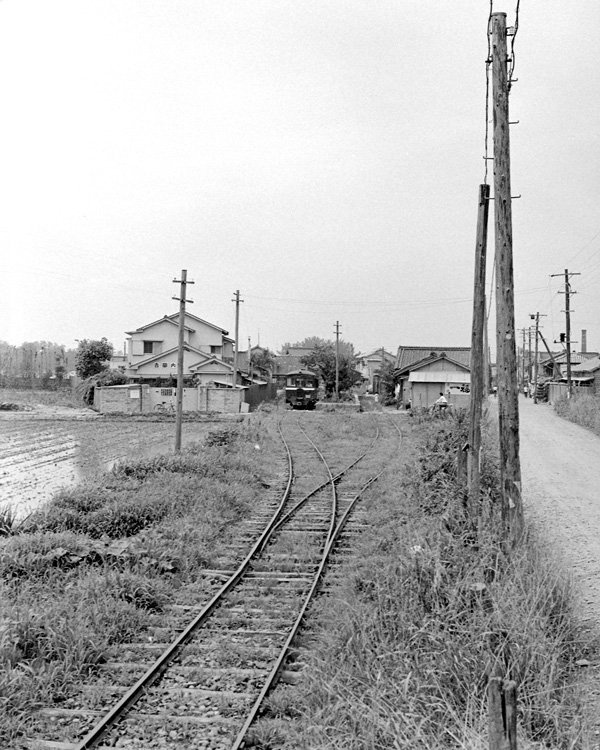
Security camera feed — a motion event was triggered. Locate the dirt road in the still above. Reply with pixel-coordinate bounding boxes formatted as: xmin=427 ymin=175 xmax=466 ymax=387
xmin=519 ymin=396 xmax=600 ymax=741
xmin=519 ymin=397 xmax=600 ymax=625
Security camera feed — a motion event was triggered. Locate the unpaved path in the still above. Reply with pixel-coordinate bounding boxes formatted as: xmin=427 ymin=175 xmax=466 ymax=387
xmin=518 ymin=396 xmax=600 ymax=742
xmin=519 ymin=397 xmax=600 ymax=623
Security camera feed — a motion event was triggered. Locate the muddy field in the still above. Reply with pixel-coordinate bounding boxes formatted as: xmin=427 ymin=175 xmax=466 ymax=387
xmin=0 ymin=406 xmax=229 ymax=520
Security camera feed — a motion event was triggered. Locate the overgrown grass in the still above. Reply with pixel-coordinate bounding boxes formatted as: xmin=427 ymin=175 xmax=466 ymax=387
xmin=1 ymin=411 xmax=591 ymax=748
xmin=251 ymin=411 xmax=591 ymax=749
xmin=0 ymin=387 xmax=83 ymax=409
xmin=0 ymin=419 xmax=279 ymax=746
xmin=554 ymin=393 xmax=600 ymax=437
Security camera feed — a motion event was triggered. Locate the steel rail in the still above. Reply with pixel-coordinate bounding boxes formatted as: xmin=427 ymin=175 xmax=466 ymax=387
xmin=72 ymin=413 xmax=383 ymax=750
xmin=230 ymin=470 xmax=385 ymax=750
xmin=72 ymin=419 xmax=295 ymax=750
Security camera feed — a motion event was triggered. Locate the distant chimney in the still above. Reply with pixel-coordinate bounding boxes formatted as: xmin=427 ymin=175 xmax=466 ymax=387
xmin=582 ymin=329 xmax=587 ymax=354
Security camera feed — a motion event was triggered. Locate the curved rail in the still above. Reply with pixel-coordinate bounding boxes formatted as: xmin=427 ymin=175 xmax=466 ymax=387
xmin=73 ymin=425 xmax=295 ymax=750
xmin=71 ymin=411 xmax=385 ymax=750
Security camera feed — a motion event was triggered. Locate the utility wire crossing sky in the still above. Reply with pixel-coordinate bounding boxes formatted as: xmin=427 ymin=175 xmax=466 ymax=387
xmin=1 ymin=1 xmax=599 ymax=356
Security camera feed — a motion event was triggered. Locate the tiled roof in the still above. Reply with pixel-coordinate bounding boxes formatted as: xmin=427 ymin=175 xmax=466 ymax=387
xmin=540 ymin=351 xmax=598 ymax=365
xmin=395 ymin=346 xmax=471 ymax=371
xmin=571 ymin=356 xmax=600 ymax=373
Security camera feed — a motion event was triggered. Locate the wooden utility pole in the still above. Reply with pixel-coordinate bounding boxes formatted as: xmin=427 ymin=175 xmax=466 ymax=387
xmin=232 ymin=290 xmax=243 ymax=390
xmin=538 ymin=329 xmax=560 ymax=379
xmin=380 ymin=346 xmax=385 ymax=394
xmin=531 ymin=313 xmax=544 ymax=404
xmin=492 ymin=12 xmax=523 ymax=537
xmin=519 ymin=328 xmax=526 ymax=392
xmin=527 ymin=327 xmax=533 ymax=387
xmin=552 ymin=270 xmax=579 ymax=398
xmin=173 ymin=270 xmax=194 ymax=452
xmin=468 ymin=183 xmax=490 ymax=506
xmin=334 ymin=321 xmax=341 ymax=400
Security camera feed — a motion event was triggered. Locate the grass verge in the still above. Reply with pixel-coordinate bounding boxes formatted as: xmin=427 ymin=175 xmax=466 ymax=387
xmin=250 ymin=411 xmax=591 ymax=749
xmin=554 ymin=393 xmax=600 ymax=437
xmin=0 ymin=416 xmax=278 ymax=747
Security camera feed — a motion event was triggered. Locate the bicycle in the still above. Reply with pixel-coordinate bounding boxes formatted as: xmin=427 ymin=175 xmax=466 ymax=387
xmin=154 ymin=402 xmax=175 ymax=415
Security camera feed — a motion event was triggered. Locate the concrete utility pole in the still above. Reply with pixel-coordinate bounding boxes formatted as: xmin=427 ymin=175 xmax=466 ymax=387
xmin=334 ymin=321 xmax=341 ymax=400
xmin=173 ymin=270 xmax=194 ymax=452
xmin=492 ymin=12 xmax=523 ymax=536
xmin=468 ymin=183 xmax=490 ymax=506
xmin=380 ymin=346 xmax=385 ymax=394
xmin=232 ymin=290 xmax=243 ymax=390
xmin=552 ymin=269 xmax=580 ymax=398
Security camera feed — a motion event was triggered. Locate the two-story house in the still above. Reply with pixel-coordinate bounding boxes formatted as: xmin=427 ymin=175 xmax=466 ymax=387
xmin=125 ymin=312 xmax=236 ymax=386
xmin=357 ymin=349 xmax=395 ymax=393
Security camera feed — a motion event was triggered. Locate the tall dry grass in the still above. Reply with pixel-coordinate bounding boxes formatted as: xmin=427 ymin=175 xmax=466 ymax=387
xmin=554 ymin=393 xmax=600 ymax=436
xmin=252 ymin=411 xmax=591 ymax=749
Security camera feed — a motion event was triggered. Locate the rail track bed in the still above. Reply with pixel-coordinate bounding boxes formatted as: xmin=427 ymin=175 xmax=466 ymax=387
xmin=26 ymin=411 xmax=404 ymax=750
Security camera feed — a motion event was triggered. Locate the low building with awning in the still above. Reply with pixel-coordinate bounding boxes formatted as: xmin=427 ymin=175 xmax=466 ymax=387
xmin=394 ymin=349 xmax=471 ymax=409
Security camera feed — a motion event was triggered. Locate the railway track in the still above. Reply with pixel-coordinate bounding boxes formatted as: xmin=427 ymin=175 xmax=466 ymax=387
xmin=26 ymin=411 xmax=403 ymax=750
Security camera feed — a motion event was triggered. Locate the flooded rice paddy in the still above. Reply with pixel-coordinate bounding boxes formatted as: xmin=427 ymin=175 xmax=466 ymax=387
xmin=0 ymin=410 xmax=217 ymax=520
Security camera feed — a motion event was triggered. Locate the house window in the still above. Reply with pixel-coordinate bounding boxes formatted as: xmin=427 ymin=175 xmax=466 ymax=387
xmin=154 ymin=363 xmax=159 ymax=368
xmin=162 ymin=363 xmax=168 ymax=368
xmin=210 ymin=345 xmax=220 ymax=354
xmin=143 ymin=341 xmax=153 ymax=354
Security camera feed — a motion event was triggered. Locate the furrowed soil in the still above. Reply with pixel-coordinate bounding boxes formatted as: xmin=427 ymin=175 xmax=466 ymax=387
xmin=519 ymin=396 xmax=600 ymax=740
xmin=0 ymin=404 xmax=235 ymax=520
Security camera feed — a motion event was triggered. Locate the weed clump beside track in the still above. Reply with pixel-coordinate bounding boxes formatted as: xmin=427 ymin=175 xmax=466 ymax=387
xmin=257 ymin=412 xmax=589 ymax=749
xmin=0 ymin=419 xmax=278 ymax=747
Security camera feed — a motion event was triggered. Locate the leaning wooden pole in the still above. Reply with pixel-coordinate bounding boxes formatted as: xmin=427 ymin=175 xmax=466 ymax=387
xmin=492 ymin=12 xmax=523 ymax=537
xmin=468 ymin=183 xmax=490 ymax=508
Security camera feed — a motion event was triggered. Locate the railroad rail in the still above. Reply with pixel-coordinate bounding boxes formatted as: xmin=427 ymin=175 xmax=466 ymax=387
xmin=28 ymin=411 xmax=403 ymax=750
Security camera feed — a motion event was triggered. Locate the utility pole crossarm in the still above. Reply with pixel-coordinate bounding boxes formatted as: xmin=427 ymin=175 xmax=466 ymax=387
xmin=551 ymin=270 xmax=580 ymax=397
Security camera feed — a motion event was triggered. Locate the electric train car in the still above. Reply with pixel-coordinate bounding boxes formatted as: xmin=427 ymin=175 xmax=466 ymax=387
xmin=285 ymin=369 xmax=319 ymax=410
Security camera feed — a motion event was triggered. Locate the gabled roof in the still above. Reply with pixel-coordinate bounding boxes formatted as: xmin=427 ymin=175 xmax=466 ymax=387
xmin=540 ymin=351 xmax=598 ymax=366
xmin=571 ymin=356 xmax=600 ymax=373
xmin=360 ymin=349 xmax=395 ymax=362
xmin=166 ymin=311 xmax=229 ymax=336
xmin=189 ymin=357 xmax=234 ymax=373
xmin=396 ymin=352 xmax=470 ymax=377
xmin=395 ymin=346 xmax=471 ymax=371
xmin=126 ymin=312 xmax=229 ymax=337
xmin=129 ymin=344 xmax=209 ymax=370
xmin=126 ymin=316 xmax=194 ymax=336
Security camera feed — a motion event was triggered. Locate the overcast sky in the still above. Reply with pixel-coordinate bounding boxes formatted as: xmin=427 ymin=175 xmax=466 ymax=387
xmin=1 ymin=1 xmax=599 ymax=357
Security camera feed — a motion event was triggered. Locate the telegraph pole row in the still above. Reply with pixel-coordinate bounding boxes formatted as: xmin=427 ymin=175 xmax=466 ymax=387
xmin=551 ymin=269 xmax=580 ymax=398
xmin=173 ymin=270 xmax=194 ymax=452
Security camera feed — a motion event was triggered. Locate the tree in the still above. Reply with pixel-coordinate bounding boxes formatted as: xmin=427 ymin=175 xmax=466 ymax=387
xmin=250 ymin=347 xmax=275 ymax=372
xmin=75 ymin=338 xmax=113 ymax=380
xmin=378 ymin=362 xmax=397 ymax=405
xmin=301 ymin=342 xmax=361 ymax=397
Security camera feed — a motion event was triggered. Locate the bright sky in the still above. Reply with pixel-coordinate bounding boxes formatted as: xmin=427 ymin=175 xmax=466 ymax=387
xmin=1 ymin=1 xmax=599 ymax=357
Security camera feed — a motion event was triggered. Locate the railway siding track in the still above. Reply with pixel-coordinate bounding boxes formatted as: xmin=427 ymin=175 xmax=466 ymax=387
xmin=26 ymin=412 xmax=403 ymax=750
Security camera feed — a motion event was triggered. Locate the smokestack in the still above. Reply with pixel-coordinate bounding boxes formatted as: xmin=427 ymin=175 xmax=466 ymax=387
xmin=581 ymin=329 xmax=587 ymax=354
